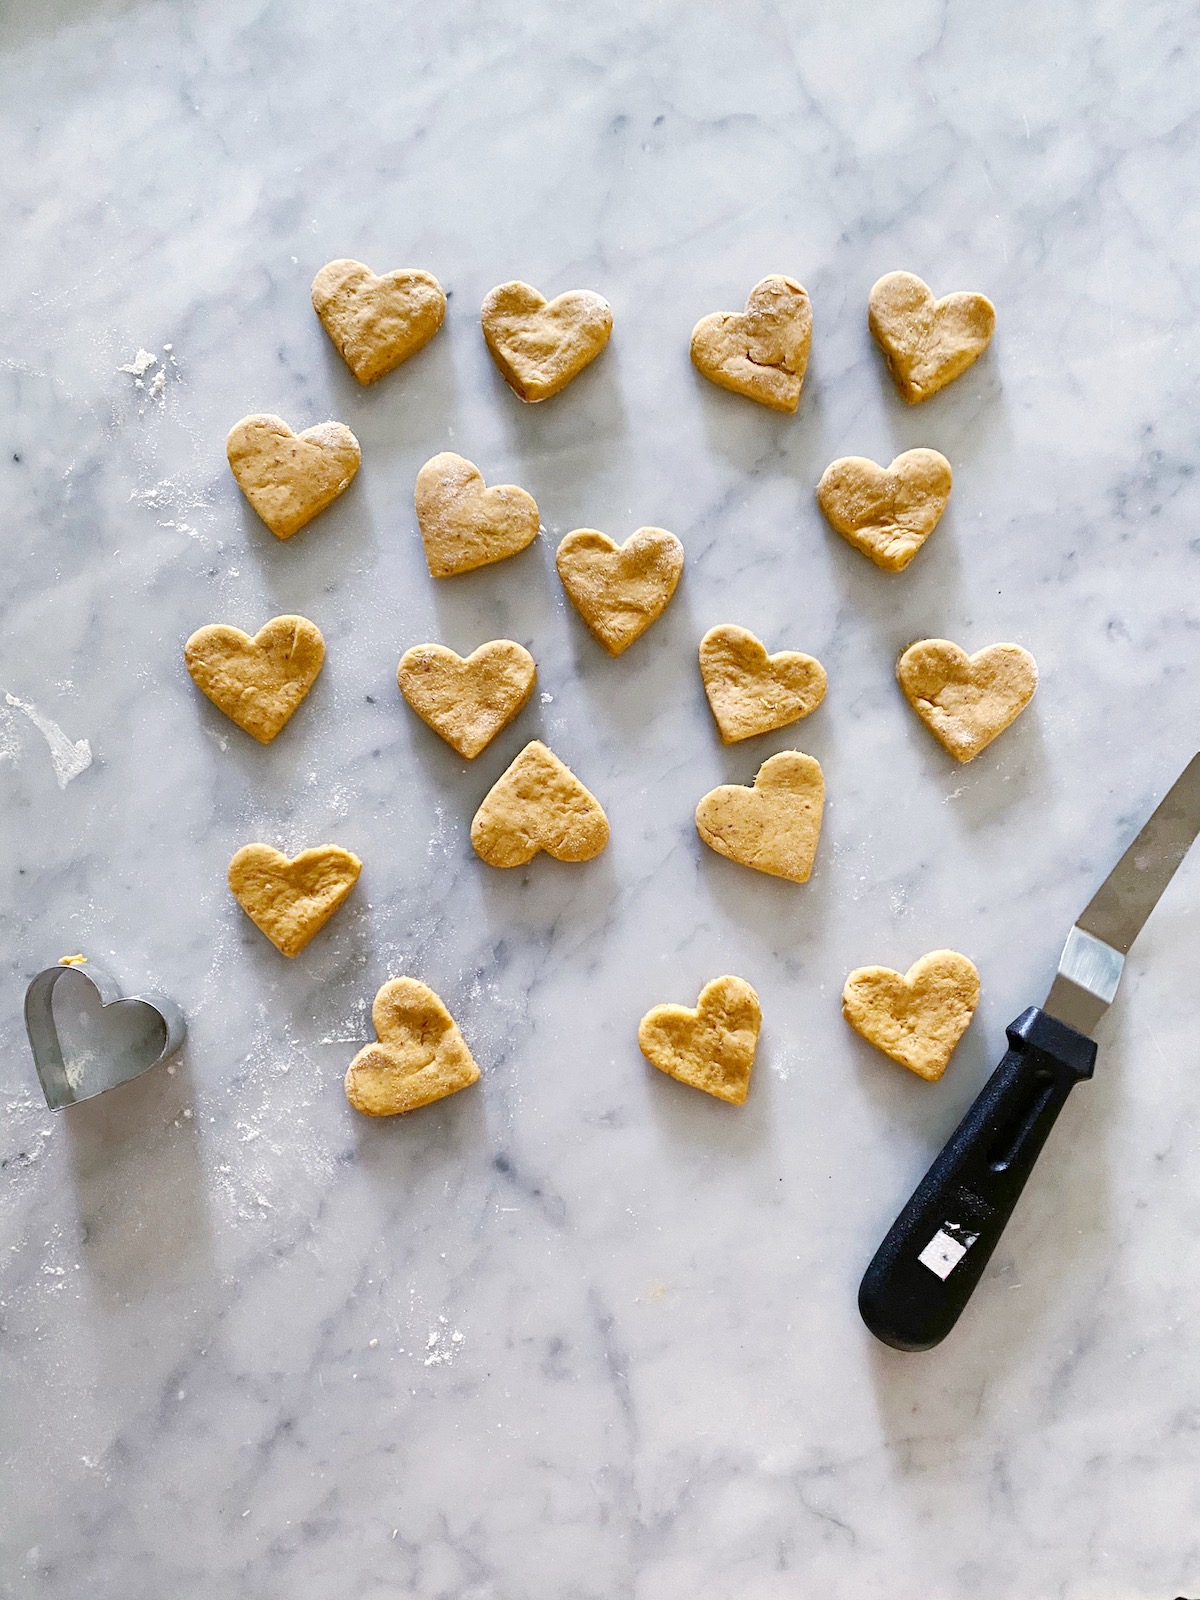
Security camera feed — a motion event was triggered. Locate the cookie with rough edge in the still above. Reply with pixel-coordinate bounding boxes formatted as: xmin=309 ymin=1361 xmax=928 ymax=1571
xmin=556 ymin=526 xmax=684 ymax=655
xmin=481 ymin=281 xmax=612 ymax=402
xmin=690 ymin=275 xmax=813 ymax=413
xmin=311 ymin=258 xmax=446 ymax=384
xmin=898 ymin=639 xmax=1037 ymax=763
xmin=471 ymin=740 xmax=609 ymax=868
xmin=228 ymin=844 xmax=362 ymax=958
xmin=695 ymin=751 xmax=824 ymax=883
xmin=398 ymin=640 xmax=536 ymax=759
xmin=415 ymin=452 xmax=539 ymax=577
xmin=345 ymin=978 xmax=480 ymax=1116
xmin=226 ymin=414 xmax=361 ymax=539
xmin=842 ymin=950 xmax=980 ymax=1081
xmin=638 ymin=975 xmax=762 ymax=1106
xmin=868 ymin=272 xmax=995 ymax=404
xmin=185 ymin=615 xmax=324 ymax=744
xmin=699 ymin=624 xmax=826 ymax=743
xmin=816 ymin=449 xmax=952 ymax=572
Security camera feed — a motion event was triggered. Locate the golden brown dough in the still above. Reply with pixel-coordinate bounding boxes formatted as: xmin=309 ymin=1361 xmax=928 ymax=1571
xmin=481 ymin=281 xmax=612 ymax=402
xmin=842 ymin=951 xmax=980 ymax=1081
xmin=555 ymin=527 xmax=684 ymax=655
xmin=690 ymin=275 xmax=812 ymax=412
xmin=185 ymin=615 xmax=324 ymax=744
xmin=414 ymin=452 xmax=539 ymax=577
xmin=397 ymin=641 xmax=536 ymax=759
xmin=471 ymin=741 xmax=609 ymax=868
xmin=226 ymin=414 xmax=360 ymax=539
xmin=694 ymin=751 xmax=824 ymax=883
xmin=868 ymin=272 xmax=995 ymax=403
xmin=311 ymin=258 xmax=446 ymax=384
xmin=228 ymin=844 xmax=361 ymax=957
xmin=816 ymin=449 xmax=952 ymax=572
xmin=345 ymin=978 xmax=480 ymax=1116
xmin=698 ymin=625 xmax=826 ymax=743
xmin=898 ymin=639 xmax=1037 ymax=762
xmin=638 ymin=976 xmax=762 ymax=1106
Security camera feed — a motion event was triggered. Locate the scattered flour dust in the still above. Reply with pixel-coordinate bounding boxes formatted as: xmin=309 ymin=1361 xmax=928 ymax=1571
xmin=424 ymin=1316 xmax=465 ymax=1367
xmin=2 ymin=692 xmax=92 ymax=787
xmin=117 ymin=348 xmax=157 ymax=378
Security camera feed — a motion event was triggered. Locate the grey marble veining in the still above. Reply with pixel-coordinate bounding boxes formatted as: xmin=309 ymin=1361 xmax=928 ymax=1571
xmin=3 ymin=0 xmax=1200 ymax=1595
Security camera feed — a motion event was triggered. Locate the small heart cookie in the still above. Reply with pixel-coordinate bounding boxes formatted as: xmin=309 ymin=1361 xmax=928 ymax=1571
xmin=415 ymin=452 xmax=539 ymax=577
xmin=481 ymin=281 xmax=613 ymax=402
xmin=345 ymin=978 xmax=480 ymax=1117
xmin=868 ymin=272 xmax=995 ymax=404
xmin=185 ymin=615 xmax=325 ymax=744
xmin=311 ymin=258 xmax=446 ymax=385
xmin=842 ymin=950 xmax=980 ymax=1081
xmin=228 ymin=843 xmax=362 ymax=958
xmin=898 ymin=639 xmax=1037 ymax=763
xmin=471 ymin=740 xmax=609 ymax=868
xmin=227 ymin=413 xmax=361 ymax=540
xmin=690 ymin=275 xmax=813 ymax=413
xmin=699 ymin=625 xmax=827 ymax=743
xmin=555 ymin=526 xmax=684 ymax=656
xmin=816 ymin=449 xmax=952 ymax=573
xmin=695 ymin=751 xmax=824 ymax=883
xmin=638 ymin=975 xmax=762 ymax=1106
xmin=398 ymin=640 xmax=536 ymax=759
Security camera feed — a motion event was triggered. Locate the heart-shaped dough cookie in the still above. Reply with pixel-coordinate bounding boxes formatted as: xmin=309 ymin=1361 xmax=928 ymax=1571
xmin=868 ymin=272 xmax=995 ymax=404
xmin=228 ymin=843 xmax=362 ymax=958
xmin=398 ymin=640 xmax=536 ymax=759
xmin=185 ymin=615 xmax=324 ymax=744
xmin=816 ymin=449 xmax=952 ymax=572
xmin=842 ymin=950 xmax=980 ymax=1081
xmin=311 ymin=258 xmax=446 ymax=384
xmin=471 ymin=740 xmax=609 ymax=868
xmin=699 ymin=625 xmax=827 ymax=743
xmin=227 ymin=413 xmax=361 ymax=539
xmin=481 ymin=281 xmax=613 ymax=402
xmin=898 ymin=639 xmax=1037 ymax=763
xmin=345 ymin=978 xmax=480 ymax=1117
xmin=638 ymin=975 xmax=762 ymax=1106
xmin=415 ymin=452 xmax=539 ymax=577
xmin=695 ymin=751 xmax=824 ymax=883
xmin=690 ymin=275 xmax=813 ymax=413
xmin=555 ymin=526 xmax=684 ymax=656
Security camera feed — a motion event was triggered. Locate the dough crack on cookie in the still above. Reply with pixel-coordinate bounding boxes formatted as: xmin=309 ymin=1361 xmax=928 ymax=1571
xmin=898 ymin=638 xmax=1037 ymax=762
xmin=226 ymin=414 xmax=361 ymax=539
xmin=694 ymin=750 xmax=824 ymax=883
xmin=699 ymin=624 xmax=827 ymax=742
xmin=228 ymin=843 xmax=362 ymax=957
xmin=638 ymin=975 xmax=762 ymax=1105
xmin=415 ymin=452 xmax=540 ymax=577
xmin=556 ymin=526 xmax=684 ymax=655
xmin=311 ymin=258 xmax=446 ymax=384
xmin=398 ymin=640 xmax=536 ymax=759
xmin=481 ymin=281 xmax=613 ymax=402
xmin=345 ymin=978 xmax=480 ymax=1116
xmin=842 ymin=950 xmax=980 ymax=1080
xmin=816 ymin=449 xmax=952 ymax=572
xmin=185 ymin=614 xmax=325 ymax=743
xmin=690 ymin=275 xmax=812 ymax=413
xmin=471 ymin=740 xmax=609 ymax=867
xmin=868 ymin=272 xmax=995 ymax=404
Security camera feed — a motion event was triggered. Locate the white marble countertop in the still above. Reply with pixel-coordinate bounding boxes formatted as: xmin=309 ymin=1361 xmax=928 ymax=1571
xmin=3 ymin=2 xmax=1200 ymax=1595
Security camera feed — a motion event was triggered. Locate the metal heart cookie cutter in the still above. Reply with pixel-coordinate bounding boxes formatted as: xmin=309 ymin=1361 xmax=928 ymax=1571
xmin=24 ymin=956 xmax=186 ymax=1110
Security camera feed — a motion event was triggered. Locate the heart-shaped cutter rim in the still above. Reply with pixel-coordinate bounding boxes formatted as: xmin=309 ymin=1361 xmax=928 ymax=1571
xmin=24 ymin=960 xmax=186 ymax=1111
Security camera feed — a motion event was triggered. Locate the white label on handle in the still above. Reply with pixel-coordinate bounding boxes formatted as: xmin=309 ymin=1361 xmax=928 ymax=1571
xmin=918 ymin=1227 xmax=979 ymax=1280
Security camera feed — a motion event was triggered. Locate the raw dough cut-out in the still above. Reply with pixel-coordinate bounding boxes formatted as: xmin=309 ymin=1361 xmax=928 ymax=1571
xmin=228 ymin=844 xmax=362 ymax=958
xmin=227 ymin=414 xmax=361 ymax=539
xmin=345 ymin=978 xmax=480 ymax=1116
xmin=868 ymin=272 xmax=995 ymax=404
xmin=699 ymin=624 xmax=826 ymax=743
xmin=638 ymin=975 xmax=762 ymax=1106
xmin=398 ymin=640 xmax=536 ymax=759
xmin=471 ymin=740 xmax=609 ymax=868
xmin=816 ymin=449 xmax=952 ymax=572
xmin=415 ymin=452 xmax=539 ymax=577
xmin=481 ymin=281 xmax=613 ymax=402
xmin=311 ymin=258 xmax=446 ymax=384
xmin=555 ymin=526 xmax=684 ymax=655
xmin=842 ymin=950 xmax=980 ymax=1081
xmin=898 ymin=639 xmax=1037 ymax=763
xmin=185 ymin=615 xmax=324 ymax=744
xmin=690 ymin=275 xmax=813 ymax=413
xmin=695 ymin=751 xmax=824 ymax=883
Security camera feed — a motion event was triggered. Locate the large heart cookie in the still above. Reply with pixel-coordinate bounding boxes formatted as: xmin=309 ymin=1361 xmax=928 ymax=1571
xmin=345 ymin=978 xmax=480 ymax=1117
xmin=868 ymin=272 xmax=995 ymax=404
xmin=695 ymin=751 xmax=824 ymax=883
xmin=699 ymin=625 xmax=827 ymax=743
xmin=690 ymin=275 xmax=813 ymax=413
xmin=227 ymin=413 xmax=361 ymax=539
xmin=898 ymin=639 xmax=1037 ymax=763
xmin=398 ymin=640 xmax=536 ymax=759
xmin=638 ymin=975 xmax=762 ymax=1106
xmin=555 ymin=526 xmax=684 ymax=656
xmin=228 ymin=843 xmax=362 ymax=957
xmin=481 ymin=281 xmax=613 ymax=402
xmin=816 ymin=449 xmax=952 ymax=572
xmin=185 ymin=614 xmax=325 ymax=744
xmin=842 ymin=950 xmax=980 ymax=1081
xmin=415 ymin=452 xmax=539 ymax=577
xmin=311 ymin=258 xmax=446 ymax=385
xmin=471 ymin=740 xmax=609 ymax=868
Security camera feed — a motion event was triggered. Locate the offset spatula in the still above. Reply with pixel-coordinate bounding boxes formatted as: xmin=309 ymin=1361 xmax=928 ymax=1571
xmin=860 ymin=752 xmax=1200 ymax=1352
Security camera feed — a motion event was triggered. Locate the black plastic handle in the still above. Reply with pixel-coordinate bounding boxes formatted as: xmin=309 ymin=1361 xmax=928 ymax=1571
xmin=859 ymin=1007 xmax=1097 ymax=1351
